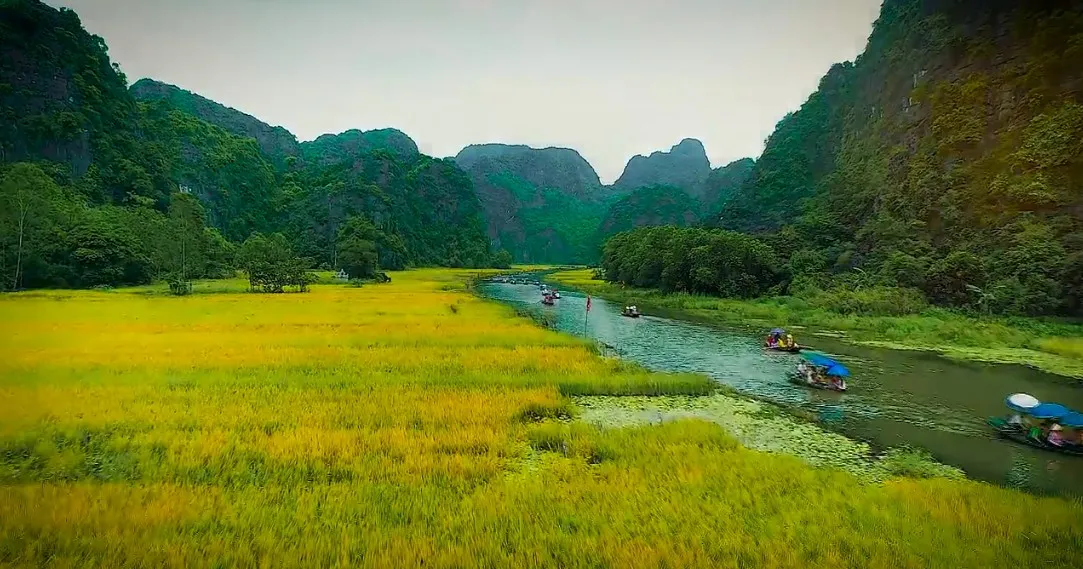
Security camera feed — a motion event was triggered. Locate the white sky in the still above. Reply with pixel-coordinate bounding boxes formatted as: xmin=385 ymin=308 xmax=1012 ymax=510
xmin=50 ymin=0 xmax=882 ymax=183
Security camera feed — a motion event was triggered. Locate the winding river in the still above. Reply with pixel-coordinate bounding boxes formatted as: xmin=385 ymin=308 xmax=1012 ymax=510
xmin=480 ymin=280 xmax=1083 ymax=497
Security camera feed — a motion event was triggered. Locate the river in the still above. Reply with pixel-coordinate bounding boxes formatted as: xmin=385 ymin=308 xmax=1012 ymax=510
xmin=480 ymin=280 xmax=1083 ymax=497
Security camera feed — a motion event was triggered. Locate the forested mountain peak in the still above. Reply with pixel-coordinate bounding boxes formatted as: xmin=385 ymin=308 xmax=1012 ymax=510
xmin=302 ymin=128 xmax=419 ymax=165
xmin=613 ymin=138 xmax=712 ymax=192
xmin=129 ymin=78 xmax=301 ymax=169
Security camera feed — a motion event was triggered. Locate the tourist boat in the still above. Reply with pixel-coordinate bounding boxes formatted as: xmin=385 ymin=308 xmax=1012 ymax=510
xmin=988 ymin=394 xmax=1083 ymax=456
xmin=621 ymin=307 xmax=641 ymax=318
xmin=790 ymin=352 xmax=848 ymax=392
xmin=765 ymin=328 xmax=801 ymax=352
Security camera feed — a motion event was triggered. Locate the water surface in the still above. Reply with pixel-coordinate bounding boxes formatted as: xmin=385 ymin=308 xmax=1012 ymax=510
xmin=481 ymin=281 xmax=1083 ymax=497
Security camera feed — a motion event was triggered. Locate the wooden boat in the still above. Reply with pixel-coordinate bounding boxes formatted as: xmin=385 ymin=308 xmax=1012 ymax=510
xmin=766 ymin=344 xmax=802 ymax=353
xmin=987 ymin=418 xmax=1083 ymax=456
xmin=788 ymin=373 xmax=846 ymax=392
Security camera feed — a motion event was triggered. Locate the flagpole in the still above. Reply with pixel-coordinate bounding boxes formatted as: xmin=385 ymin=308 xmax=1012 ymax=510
xmin=583 ymin=294 xmax=590 ymax=335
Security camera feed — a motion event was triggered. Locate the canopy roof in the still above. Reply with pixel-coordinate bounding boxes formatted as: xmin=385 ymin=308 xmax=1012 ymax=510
xmin=825 ymin=363 xmax=850 ymax=377
xmin=800 ymin=352 xmax=850 ymax=377
xmin=801 ymin=353 xmax=838 ymax=367
xmin=1005 ymin=393 xmax=1040 ymax=411
xmin=1061 ymin=412 xmax=1083 ymax=428
xmin=1029 ymin=403 xmax=1072 ymax=420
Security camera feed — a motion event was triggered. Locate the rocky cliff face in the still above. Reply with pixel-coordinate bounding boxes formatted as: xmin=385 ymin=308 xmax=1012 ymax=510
xmin=455 ymin=144 xmax=602 ymax=198
xmin=720 ymin=0 xmax=1083 ymax=314
xmin=613 ymin=138 xmax=712 ymax=192
xmin=302 ymin=128 xmax=419 ymax=166
xmin=0 ymin=0 xmax=148 ymax=192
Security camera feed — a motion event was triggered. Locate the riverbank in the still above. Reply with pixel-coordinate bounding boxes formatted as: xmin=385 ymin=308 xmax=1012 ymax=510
xmin=2 ymin=269 xmax=1082 ymax=567
xmin=549 ymin=269 xmax=1083 ymax=381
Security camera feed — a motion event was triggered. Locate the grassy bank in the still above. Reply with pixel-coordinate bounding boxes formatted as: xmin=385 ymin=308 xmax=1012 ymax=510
xmin=550 ymin=269 xmax=1083 ymax=380
xmin=2 ymin=269 xmax=1082 ymax=568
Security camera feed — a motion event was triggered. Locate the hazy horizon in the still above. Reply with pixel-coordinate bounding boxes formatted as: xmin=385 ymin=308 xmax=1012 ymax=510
xmin=49 ymin=0 xmax=881 ymax=183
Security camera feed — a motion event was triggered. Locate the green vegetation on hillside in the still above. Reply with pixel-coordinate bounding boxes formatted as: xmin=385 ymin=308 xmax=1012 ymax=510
xmin=485 ymin=171 xmax=610 ymax=264
xmin=597 ymin=185 xmax=699 ymax=239
xmin=0 ymin=0 xmax=497 ymax=291
xmin=718 ymin=0 xmax=1083 ymax=317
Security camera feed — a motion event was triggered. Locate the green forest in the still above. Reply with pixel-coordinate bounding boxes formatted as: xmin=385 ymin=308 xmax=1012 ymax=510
xmin=0 ymin=0 xmax=497 ymax=292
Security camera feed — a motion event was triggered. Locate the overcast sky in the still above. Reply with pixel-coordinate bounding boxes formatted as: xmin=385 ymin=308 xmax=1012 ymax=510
xmin=50 ymin=0 xmax=881 ymax=183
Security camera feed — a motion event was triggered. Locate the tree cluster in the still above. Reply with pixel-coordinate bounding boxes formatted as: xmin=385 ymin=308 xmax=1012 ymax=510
xmin=601 ymin=226 xmax=783 ymax=298
xmin=237 ymin=233 xmax=312 ymax=293
xmin=0 ymin=163 xmax=231 ymax=291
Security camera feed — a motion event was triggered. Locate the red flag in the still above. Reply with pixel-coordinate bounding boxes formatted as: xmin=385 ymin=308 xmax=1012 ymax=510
xmin=586 ymin=295 xmax=592 ymax=312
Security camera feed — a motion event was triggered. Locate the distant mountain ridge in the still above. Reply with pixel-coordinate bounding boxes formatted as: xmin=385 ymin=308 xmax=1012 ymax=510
xmin=613 ymin=138 xmax=712 ymax=192
xmin=455 ymin=143 xmax=603 ymax=198
xmin=453 ymin=137 xmax=754 ymax=263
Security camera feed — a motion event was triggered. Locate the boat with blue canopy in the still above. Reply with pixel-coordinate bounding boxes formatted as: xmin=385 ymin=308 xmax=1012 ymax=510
xmin=789 ymin=352 xmax=848 ymax=392
xmin=988 ymin=394 xmax=1083 ymax=456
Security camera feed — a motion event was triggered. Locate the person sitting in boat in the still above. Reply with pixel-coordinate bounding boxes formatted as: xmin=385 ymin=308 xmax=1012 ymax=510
xmin=784 ymin=334 xmax=795 ymax=348
xmin=1048 ymin=423 xmax=1065 ymax=446
xmin=1007 ymin=412 xmax=1024 ymax=428
xmin=796 ymin=361 xmax=810 ymax=382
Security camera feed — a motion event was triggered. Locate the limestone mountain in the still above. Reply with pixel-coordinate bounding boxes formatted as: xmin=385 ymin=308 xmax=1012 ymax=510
xmin=597 ymin=158 xmax=755 ymax=241
xmin=453 ymin=143 xmax=609 ymax=263
xmin=302 ymin=128 xmax=420 ymax=166
xmin=719 ymin=0 xmax=1083 ymax=314
xmin=130 ymin=78 xmax=301 ymax=170
xmin=613 ymin=138 xmax=712 ymax=192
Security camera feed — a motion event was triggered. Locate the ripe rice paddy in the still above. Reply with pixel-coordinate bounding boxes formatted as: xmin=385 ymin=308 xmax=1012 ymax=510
xmin=1 ymin=269 xmax=1081 ymax=568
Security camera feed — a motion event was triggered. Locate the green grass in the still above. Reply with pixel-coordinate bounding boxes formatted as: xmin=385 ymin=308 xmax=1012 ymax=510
xmin=550 ymin=269 xmax=1083 ymax=379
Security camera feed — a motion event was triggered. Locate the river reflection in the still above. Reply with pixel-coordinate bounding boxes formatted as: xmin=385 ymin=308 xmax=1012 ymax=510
xmin=481 ymin=281 xmax=1083 ymax=497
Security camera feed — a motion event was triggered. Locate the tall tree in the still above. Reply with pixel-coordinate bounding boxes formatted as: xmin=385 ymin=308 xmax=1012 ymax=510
xmin=0 ymin=163 xmax=68 ymax=290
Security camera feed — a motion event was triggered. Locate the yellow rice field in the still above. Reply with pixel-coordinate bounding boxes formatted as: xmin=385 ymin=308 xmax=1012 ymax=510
xmin=1 ymin=269 xmax=1081 ymax=568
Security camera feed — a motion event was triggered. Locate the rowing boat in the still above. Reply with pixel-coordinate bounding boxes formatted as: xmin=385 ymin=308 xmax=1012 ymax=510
xmin=987 ymin=418 xmax=1083 ymax=456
